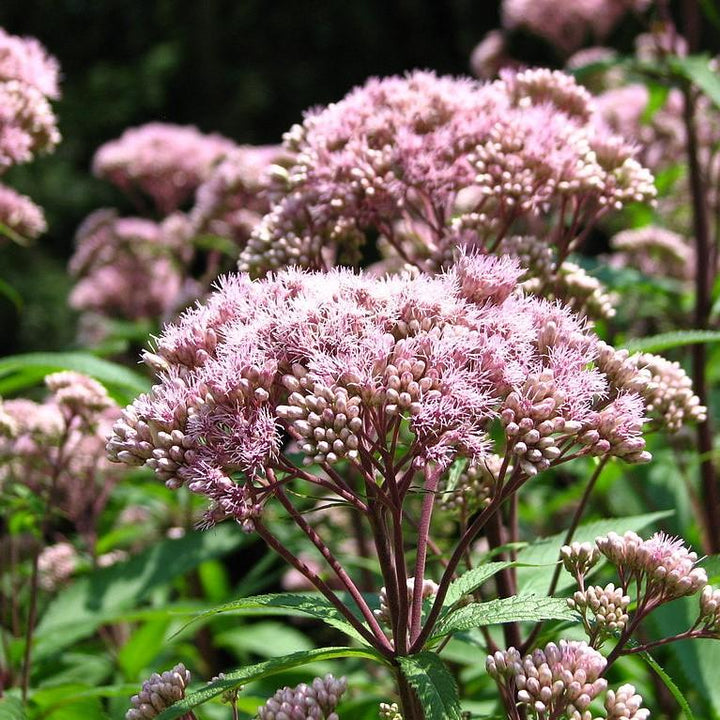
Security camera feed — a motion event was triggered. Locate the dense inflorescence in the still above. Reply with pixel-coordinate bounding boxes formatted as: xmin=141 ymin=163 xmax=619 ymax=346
xmin=0 ymin=26 xmax=60 ymax=241
xmin=238 ymin=69 xmax=655 ymax=278
xmin=106 ymin=254 xmax=677 ymax=531
xmin=256 ymin=675 xmax=348 ymax=720
xmin=0 ymin=372 xmax=120 ymax=545
xmin=190 ymin=144 xmax=291 ymax=250
xmin=0 ymin=183 xmax=46 ymax=239
xmin=487 ymin=640 xmax=608 ymax=719
xmin=596 ymin=531 xmax=707 ymax=603
xmin=126 ymin=663 xmax=192 ymax=720
xmin=93 ymin=123 xmax=237 ymax=214
xmin=609 ymin=226 xmax=694 ymax=282
xmin=500 ymin=0 xmax=650 ymax=55
xmin=68 ymin=209 xmax=195 ymax=321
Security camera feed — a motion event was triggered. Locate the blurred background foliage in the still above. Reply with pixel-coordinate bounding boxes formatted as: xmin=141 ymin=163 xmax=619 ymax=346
xmin=0 ymin=0 xmax=506 ymax=356
xmin=2 ymin=1 xmax=720 ymax=358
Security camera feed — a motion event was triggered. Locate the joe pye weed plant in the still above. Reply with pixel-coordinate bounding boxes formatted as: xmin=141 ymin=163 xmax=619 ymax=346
xmin=3 ymin=4 xmax=720 ymax=719
xmin=108 ymin=67 xmax=718 ymax=720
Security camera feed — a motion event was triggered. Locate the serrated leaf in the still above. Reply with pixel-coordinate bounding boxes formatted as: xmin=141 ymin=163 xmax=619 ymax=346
xmin=0 ymin=352 xmax=150 ymax=403
xmin=443 ymin=562 xmax=512 ymax=607
xmin=622 ymin=330 xmax=720 ymax=354
xmin=156 ymin=647 xmax=384 ymax=720
xmin=435 ymin=596 xmax=576 ymax=637
xmin=181 ymin=592 xmax=368 ymax=643
xmin=396 ymin=652 xmax=461 ymax=720
xmin=516 ymin=511 xmax=672 ymax=595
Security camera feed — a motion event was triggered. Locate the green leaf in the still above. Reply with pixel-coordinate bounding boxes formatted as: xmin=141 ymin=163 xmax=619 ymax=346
xmin=396 ymin=652 xmax=461 ymax=720
xmin=182 ymin=592 xmax=369 ymax=643
xmin=215 ymin=621 xmax=313 ymax=658
xmin=117 ymin=617 xmax=172 ymax=679
xmin=670 ymin=55 xmax=720 ymax=110
xmin=155 ymin=647 xmax=384 ymax=720
xmin=443 ymin=562 xmax=512 ymax=607
xmin=0 ymin=352 xmax=150 ymax=403
xmin=516 ymin=510 xmax=672 ymax=595
xmin=33 ymin=525 xmax=246 ymax=658
xmin=637 ymin=649 xmax=696 ymax=720
xmin=444 ymin=457 xmax=468 ymax=496
xmin=0 ymin=697 xmax=25 ymax=720
xmin=622 ymin=330 xmax=720 ymax=354
xmin=652 ymin=596 xmax=720 ymax=718
xmin=435 ymin=596 xmax=576 ymax=637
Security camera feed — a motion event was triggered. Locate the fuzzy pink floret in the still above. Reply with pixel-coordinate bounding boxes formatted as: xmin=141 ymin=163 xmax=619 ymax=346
xmin=108 ymin=255 xmax=653 ymax=530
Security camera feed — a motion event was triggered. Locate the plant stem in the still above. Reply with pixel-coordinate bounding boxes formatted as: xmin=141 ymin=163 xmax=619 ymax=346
xmin=410 ymin=478 xmax=519 ymax=652
xmin=271 ymin=481 xmax=389 ymax=647
xmin=253 ymin=519 xmax=392 ymax=655
xmin=521 ymin=457 xmax=609 ymax=654
xmin=682 ymin=81 xmax=720 ymax=553
xmin=394 ymin=664 xmax=426 ymax=720
xmin=409 ymin=466 xmax=440 ymax=645
xmin=486 ymin=510 xmax=522 ymax=651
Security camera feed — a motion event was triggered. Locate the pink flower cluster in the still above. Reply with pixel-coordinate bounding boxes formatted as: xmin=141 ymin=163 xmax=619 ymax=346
xmin=239 ymin=69 xmax=655 ymax=277
xmin=596 ymin=531 xmax=707 ymax=603
xmin=0 ymin=372 xmax=121 ymax=546
xmin=190 ymin=144 xmax=290 ymax=249
xmin=0 ymin=26 xmax=60 ymax=241
xmin=93 ymin=122 xmax=237 ymax=214
xmin=256 ymin=674 xmax=347 ymax=720
xmin=487 ymin=640 xmax=608 ymax=719
xmin=107 ymin=254 xmax=656 ymax=530
xmin=126 ymin=663 xmax=191 ymax=720
xmin=0 ymin=27 xmax=59 ymax=98
xmin=68 ymin=209 xmax=195 ymax=321
xmin=0 ymin=183 xmax=46 ymax=240
xmin=501 ymin=0 xmax=650 ymax=55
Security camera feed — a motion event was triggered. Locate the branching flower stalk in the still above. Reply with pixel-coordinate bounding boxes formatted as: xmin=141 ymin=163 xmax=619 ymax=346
xmin=104 ymin=248 xmax=704 ymax=718
xmin=682 ymin=80 xmax=720 ymax=552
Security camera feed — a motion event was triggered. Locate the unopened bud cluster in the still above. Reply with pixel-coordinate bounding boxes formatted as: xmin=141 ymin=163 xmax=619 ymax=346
xmin=256 ymin=674 xmax=347 ymax=720
xmin=486 ymin=640 xmax=607 ymax=719
xmin=698 ymin=586 xmax=720 ymax=634
xmin=636 ymin=354 xmax=707 ymax=432
xmin=379 ymin=702 xmax=403 ymax=720
xmin=438 ymin=455 xmax=503 ymax=512
xmin=502 ymin=370 xmax=575 ymax=476
xmin=45 ymin=370 xmax=114 ymax=417
xmin=561 ymin=542 xmax=600 ymax=580
xmin=596 ymin=531 xmax=707 ymax=601
xmin=568 ymin=583 xmax=630 ymax=633
xmin=126 ymin=663 xmax=191 ymax=719
xmin=278 ymin=376 xmax=362 ymax=465
xmin=375 ymin=577 xmax=439 ymax=627
xmin=604 ymin=684 xmax=650 ymax=720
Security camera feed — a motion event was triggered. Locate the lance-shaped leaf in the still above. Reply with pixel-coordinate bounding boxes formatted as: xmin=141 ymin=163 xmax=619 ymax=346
xmin=443 ymin=562 xmax=513 ymax=608
xmin=396 ymin=652 xmax=462 ymax=720
xmin=434 ymin=595 xmax=577 ymax=637
xmin=156 ymin=647 xmax=384 ymax=720
xmin=180 ymin=592 xmax=370 ymax=644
